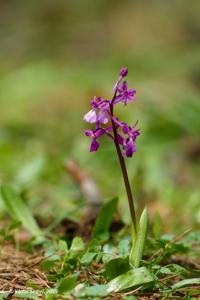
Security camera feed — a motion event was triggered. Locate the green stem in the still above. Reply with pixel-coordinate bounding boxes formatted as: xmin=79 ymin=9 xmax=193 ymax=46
xmin=110 ymin=98 xmax=137 ymax=233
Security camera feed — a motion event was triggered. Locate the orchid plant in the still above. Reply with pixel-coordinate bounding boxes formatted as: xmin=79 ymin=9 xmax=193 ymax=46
xmin=83 ymin=68 xmax=148 ymax=268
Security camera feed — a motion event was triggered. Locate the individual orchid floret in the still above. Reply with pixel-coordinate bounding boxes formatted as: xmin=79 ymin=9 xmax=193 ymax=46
xmin=84 ymin=126 xmax=114 ymax=152
xmin=84 ymin=128 xmax=105 ymax=152
xmin=83 ymin=97 xmax=110 ymax=124
xmin=123 ymin=138 xmax=136 ymax=157
xmin=114 ymin=81 xmax=136 ymax=105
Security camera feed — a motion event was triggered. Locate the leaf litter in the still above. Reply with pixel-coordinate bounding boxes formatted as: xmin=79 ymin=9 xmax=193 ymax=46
xmin=0 ymin=243 xmax=50 ymax=298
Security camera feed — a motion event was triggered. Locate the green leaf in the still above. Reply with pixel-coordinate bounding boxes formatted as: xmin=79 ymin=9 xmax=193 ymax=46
xmin=93 ymin=197 xmax=118 ymax=239
xmin=41 ymin=260 xmax=55 ymax=271
xmin=87 ymin=238 xmax=101 ymax=252
xmin=70 ymin=237 xmax=85 ymax=253
xmin=105 ymin=257 xmax=130 ymax=280
xmin=57 ymin=274 xmax=77 ymax=293
xmin=107 ymin=266 xmax=153 ymax=293
xmin=0 ymin=185 xmax=43 ymax=240
xmin=130 ymin=207 xmax=148 ymax=268
xmin=74 ymin=284 xmax=109 ymax=298
xmin=81 ymin=252 xmax=97 ymax=265
xmin=75 ymin=268 xmax=153 ymax=297
xmin=157 ymin=264 xmax=187 ymax=276
xmin=172 ymin=278 xmax=200 ymax=291
xmin=58 ymin=240 xmax=68 ymax=252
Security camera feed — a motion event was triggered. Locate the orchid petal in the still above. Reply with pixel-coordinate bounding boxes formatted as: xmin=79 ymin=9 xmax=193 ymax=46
xmin=124 ymin=139 xmax=136 ymax=157
xmin=97 ymin=110 xmax=109 ymax=124
xmin=83 ymin=109 xmax=97 ymax=123
xmin=84 ymin=130 xmax=94 ymax=137
xmin=90 ymin=139 xmax=99 ymax=152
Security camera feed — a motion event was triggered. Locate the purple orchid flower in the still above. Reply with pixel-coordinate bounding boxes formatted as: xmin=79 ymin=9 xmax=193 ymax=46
xmin=124 ymin=138 xmax=136 ymax=157
xmin=83 ymin=67 xmax=140 ymax=158
xmin=84 ymin=126 xmax=114 ymax=152
xmin=83 ymin=97 xmax=110 ymax=124
xmin=114 ymin=81 xmax=136 ymax=105
xmin=111 ymin=116 xmax=140 ymax=157
xmin=84 ymin=128 xmax=105 ymax=152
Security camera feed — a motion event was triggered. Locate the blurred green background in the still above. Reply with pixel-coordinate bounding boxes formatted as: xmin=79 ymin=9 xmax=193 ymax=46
xmin=0 ymin=0 xmax=200 ymax=230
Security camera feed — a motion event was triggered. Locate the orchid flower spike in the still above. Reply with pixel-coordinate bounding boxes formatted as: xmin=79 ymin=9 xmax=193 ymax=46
xmin=83 ymin=67 xmax=139 ymax=158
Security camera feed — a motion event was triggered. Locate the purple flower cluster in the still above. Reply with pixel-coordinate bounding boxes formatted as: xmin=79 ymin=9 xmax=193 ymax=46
xmin=83 ymin=68 xmax=140 ymax=157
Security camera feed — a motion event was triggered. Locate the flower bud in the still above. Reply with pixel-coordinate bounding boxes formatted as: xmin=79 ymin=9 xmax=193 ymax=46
xmin=119 ymin=67 xmax=128 ymax=77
